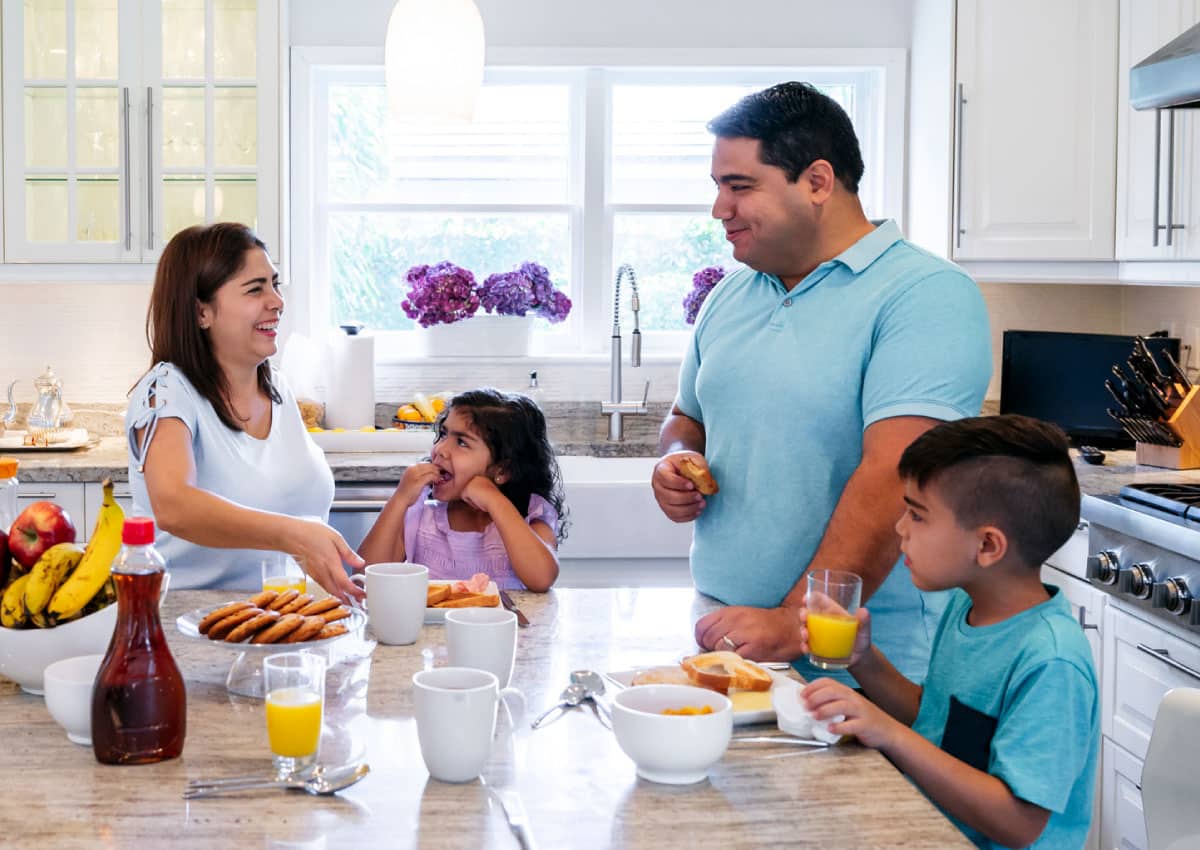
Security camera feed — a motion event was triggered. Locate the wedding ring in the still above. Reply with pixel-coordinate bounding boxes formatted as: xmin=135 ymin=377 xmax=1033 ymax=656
xmin=719 ymin=634 xmax=737 ymax=651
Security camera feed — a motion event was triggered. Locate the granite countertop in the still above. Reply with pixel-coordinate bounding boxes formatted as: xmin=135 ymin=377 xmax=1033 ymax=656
xmin=0 ymin=587 xmax=972 ymax=849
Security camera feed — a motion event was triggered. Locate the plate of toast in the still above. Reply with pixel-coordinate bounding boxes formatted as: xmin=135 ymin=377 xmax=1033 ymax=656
xmin=423 ymin=577 xmax=500 ymax=624
xmin=177 ymin=588 xmax=365 ymax=651
xmin=605 ymin=651 xmax=790 ymax=726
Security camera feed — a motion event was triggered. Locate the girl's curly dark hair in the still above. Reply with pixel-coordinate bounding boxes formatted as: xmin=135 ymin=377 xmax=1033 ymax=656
xmin=434 ymin=388 xmax=568 ymax=542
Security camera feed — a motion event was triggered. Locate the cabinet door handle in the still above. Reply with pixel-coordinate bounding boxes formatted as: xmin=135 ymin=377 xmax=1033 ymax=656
xmin=122 ymin=87 xmax=131 ymax=251
xmin=1076 ymin=520 xmax=1089 ymax=532
xmin=1165 ymin=109 xmax=1185 ymax=247
xmin=1078 ymin=608 xmax=1098 ymax=631
xmin=18 ymin=493 xmax=60 ymax=501
xmin=1136 ymin=643 xmax=1200 ymax=682
xmin=1153 ymin=108 xmax=1162 ymax=247
xmin=330 ymin=500 xmax=389 ymax=512
xmin=954 ymin=83 xmax=967 ymax=249
xmin=146 ymin=87 xmax=154 ymax=251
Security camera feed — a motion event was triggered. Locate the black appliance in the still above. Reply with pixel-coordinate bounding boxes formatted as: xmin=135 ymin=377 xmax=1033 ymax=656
xmin=1000 ymin=330 xmax=1181 ymax=448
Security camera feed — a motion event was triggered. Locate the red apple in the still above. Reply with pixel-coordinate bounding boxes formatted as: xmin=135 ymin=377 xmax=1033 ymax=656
xmin=8 ymin=501 xmax=76 ymax=570
xmin=0 ymin=528 xmax=8 ymax=586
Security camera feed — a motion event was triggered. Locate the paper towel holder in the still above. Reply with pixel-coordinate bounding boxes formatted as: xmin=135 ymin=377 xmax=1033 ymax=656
xmin=339 ymin=321 xmax=366 ymax=336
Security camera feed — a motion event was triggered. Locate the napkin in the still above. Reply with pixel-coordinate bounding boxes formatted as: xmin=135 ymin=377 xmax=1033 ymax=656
xmin=772 ymin=681 xmax=843 ymax=744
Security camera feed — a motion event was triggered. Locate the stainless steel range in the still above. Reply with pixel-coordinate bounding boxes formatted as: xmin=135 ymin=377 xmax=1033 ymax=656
xmin=1084 ymin=483 xmax=1200 ymax=635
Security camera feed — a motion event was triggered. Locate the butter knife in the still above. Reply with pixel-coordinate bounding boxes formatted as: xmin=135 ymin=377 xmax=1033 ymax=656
xmin=488 ymin=787 xmax=537 ymax=850
xmin=498 ymin=589 xmax=530 ymax=627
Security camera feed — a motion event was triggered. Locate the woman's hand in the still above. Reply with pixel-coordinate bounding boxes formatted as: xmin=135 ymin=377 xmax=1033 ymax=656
xmin=397 ymin=462 xmax=441 ymax=507
xmin=287 ymin=517 xmax=365 ymax=603
xmin=461 ymin=475 xmax=504 ymax=515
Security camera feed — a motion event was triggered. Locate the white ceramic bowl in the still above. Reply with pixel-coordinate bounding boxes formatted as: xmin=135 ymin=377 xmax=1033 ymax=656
xmin=0 ymin=604 xmax=117 ymax=695
xmin=612 ymin=684 xmax=734 ymax=784
xmin=43 ymin=653 xmax=103 ymax=745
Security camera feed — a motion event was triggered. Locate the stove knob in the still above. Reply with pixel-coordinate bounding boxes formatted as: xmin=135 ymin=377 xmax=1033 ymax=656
xmin=1120 ymin=563 xmax=1155 ymax=599
xmin=1086 ymin=551 xmax=1120 ymax=585
xmin=1153 ymin=577 xmax=1193 ymax=617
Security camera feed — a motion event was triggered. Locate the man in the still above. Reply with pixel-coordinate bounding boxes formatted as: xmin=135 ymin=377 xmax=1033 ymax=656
xmin=652 ymin=82 xmax=991 ymax=683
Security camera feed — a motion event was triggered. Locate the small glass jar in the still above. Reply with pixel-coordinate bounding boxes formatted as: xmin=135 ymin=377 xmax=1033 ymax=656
xmin=0 ymin=457 xmax=19 ymax=531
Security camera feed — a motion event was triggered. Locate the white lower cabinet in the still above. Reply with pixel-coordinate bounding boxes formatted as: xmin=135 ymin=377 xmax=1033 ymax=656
xmin=1102 ymin=736 xmax=1148 ymax=850
xmin=15 ymin=481 xmax=87 ymax=540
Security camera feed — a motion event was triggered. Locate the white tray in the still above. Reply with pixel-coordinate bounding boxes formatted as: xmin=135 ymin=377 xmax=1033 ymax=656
xmin=0 ymin=428 xmax=90 ymax=451
xmin=308 ymin=428 xmax=435 ymax=453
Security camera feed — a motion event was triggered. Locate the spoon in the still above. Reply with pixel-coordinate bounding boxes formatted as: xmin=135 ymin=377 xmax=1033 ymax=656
xmin=530 ymin=682 xmax=587 ymax=729
xmin=569 ymin=670 xmax=613 ymax=729
xmin=183 ymin=762 xmax=370 ymax=799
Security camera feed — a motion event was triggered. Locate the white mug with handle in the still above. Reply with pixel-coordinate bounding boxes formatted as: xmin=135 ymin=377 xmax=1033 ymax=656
xmin=351 ymin=562 xmax=428 ymax=645
xmin=445 ymin=607 xmax=518 ymax=688
xmin=412 ymin=667 xmax=524 ymax=783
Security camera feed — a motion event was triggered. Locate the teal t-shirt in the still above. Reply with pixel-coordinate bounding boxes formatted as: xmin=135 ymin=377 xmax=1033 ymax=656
xmin=675 ymin=220 xmax=992 ymax=683
xmin=913 ymin=586 xmax=1099 ymax=850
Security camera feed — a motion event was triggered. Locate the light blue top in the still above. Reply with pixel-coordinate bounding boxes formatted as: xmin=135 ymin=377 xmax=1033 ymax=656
xmin=913 ymin=587 xmax=1099 ymax=850
xmin=675 ymin=220 xmax=991 ymax=682
xmin=125 ymin=362 xmax=335 ymax=590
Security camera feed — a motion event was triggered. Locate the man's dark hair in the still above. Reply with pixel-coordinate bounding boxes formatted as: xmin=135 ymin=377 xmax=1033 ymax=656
xmin=898 ymin=415 xmax=1080 ymax=568
xmin=707 ymin=81 xmax=865 ymax=193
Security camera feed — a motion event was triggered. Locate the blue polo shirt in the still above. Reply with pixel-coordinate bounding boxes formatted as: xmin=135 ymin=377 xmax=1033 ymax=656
xmin=676 ymin=220 xmax=991 ymax=683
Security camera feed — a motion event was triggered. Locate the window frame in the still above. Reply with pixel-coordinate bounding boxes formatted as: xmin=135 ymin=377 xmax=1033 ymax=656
xmin=290 ymin=46 xmax=908 ymax=363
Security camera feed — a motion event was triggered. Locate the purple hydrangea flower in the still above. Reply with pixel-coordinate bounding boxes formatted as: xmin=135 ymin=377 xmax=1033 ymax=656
xmin=478 ymin=262 xmax=573 ymax=324
xmin=401 ymin=262 xmax=481 ymax=327
xmin=683 ymin=266 xmax=726 ymax=324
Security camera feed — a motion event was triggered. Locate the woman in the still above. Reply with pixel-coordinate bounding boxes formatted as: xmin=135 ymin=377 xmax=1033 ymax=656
xmin=126 ymin=223 xmax=364 ymax=601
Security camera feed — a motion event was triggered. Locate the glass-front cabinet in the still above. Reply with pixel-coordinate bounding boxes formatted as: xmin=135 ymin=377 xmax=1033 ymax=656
xmin=1 ymin=0 xmax=279 ymax=263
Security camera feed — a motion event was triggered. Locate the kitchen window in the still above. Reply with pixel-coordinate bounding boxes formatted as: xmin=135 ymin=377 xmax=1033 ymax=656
xmin=293 ymin=49 xmax=905 ymax=359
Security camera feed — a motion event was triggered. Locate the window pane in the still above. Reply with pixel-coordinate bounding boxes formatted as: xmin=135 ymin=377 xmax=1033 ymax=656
xmin=76 ymin=0 xmax=119 ymax=79
xmin=611 ymin=81 xmax=861 ymax=206
xmin=329 ymin=213 xmax=569 ymax=331
xmin=24 ymin=0 xmax=66 ymax=79
xmin=613 ymin=213 xmax=735 ymax=332
xmin=162 ymin=0 xmax=206 ymax=79
xmin=327 ymin=83 xmax=570 ymax=204
xmin=26 ymin=177 xmax=68 ymax=241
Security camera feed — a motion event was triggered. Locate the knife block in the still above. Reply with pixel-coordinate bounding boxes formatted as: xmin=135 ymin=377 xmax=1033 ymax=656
xmin=1136 ymin=386 xmax=1200 ymax=469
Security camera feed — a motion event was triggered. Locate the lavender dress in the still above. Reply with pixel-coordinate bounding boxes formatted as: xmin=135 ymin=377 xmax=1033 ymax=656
xmin=402 ymin=486 xmax=559 ymax=590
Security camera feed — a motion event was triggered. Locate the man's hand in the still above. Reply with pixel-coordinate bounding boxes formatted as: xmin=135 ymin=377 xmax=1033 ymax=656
xmin=801 ymin=678 xmax=904 ymax=750
xmin=693 ymin=605 xmax=805 ymax=662
xmin=652 ymin=451 xmax=709 ymax=523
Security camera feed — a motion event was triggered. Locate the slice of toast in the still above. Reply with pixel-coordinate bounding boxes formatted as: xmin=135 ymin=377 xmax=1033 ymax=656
xmin=681 ymin=651 xmax=772 ymax=694
xmin=433 ymin=592 xmax=500 ymax=609
xmin=426 ymin=584 xmax=452 ymax=606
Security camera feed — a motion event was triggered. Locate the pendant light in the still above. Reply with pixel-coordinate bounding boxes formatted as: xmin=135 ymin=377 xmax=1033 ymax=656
xmin=385 ymin=0 xmax=486 ymax=123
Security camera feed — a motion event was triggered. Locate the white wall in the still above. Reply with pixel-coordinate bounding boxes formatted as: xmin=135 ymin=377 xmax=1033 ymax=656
xmin=290 ymin=0 xmax=915 ymax=49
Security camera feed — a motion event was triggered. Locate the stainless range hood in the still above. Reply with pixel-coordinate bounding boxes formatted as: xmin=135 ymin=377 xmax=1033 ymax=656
xmin=1131 ymin=21 xmax=1200 ymax=110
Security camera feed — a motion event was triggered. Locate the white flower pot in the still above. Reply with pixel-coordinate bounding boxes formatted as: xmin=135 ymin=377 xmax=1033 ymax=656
xmin=421 ymin=314 xmax=533 ymax=358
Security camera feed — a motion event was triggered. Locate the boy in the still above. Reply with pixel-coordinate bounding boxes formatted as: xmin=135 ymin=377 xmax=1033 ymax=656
xmin=801 ymin=415 xmax=1098 ymax=850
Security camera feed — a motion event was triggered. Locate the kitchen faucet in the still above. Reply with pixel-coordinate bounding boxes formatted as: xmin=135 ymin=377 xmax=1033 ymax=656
xmin=601 ymin=264 xmax=650 ymax=441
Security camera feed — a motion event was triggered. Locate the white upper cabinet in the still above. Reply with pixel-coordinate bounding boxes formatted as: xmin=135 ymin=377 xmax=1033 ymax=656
xmin=952 ymin=0 xmax=1118 ymax=261
xmin=1115 ymin=0 xmax=1200 ymax=261
xmin=1 ymin=0 xmax=279 ymax=264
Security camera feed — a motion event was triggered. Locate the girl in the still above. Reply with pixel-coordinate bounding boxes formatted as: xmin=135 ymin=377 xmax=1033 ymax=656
xmin=358 ymin=388 xmax=566 ymax=591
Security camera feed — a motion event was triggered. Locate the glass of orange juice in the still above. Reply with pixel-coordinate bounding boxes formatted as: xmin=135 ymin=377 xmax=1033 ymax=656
xmin=263 ymin=651 xmax=325 ymax=776
xmin=261 ymin=553 xmax=307 ymax=595
xmin=805 ymin=570 xmax=863 ymax=670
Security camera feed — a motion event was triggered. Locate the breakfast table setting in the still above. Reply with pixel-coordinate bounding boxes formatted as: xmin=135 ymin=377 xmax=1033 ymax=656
xmin=0 ymin=585 xmax=973 ymax=849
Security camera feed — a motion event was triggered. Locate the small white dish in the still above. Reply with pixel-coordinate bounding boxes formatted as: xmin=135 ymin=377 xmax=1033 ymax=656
xmin=43 ymin=653 xmax=103 ymax=745
xmin=612 ymin=684 xmax=733 ymax=785
xmin=423 ymin=579 xmax=500 ymax=624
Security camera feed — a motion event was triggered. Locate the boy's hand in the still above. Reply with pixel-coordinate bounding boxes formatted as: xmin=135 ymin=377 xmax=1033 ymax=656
xmin=461 ymin=476 xmax=504 ymax=515
xmin=397 ymin=462 xmax=441 ymax=507
xmin=798 ymin=605 xmax=874 ymax=668
xmin=801 ymin=678 xmax=903 ymax=750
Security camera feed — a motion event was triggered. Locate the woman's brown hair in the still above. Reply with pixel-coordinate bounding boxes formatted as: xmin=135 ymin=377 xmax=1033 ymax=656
xmin=141 ymin=222 xmax=282 ymax=431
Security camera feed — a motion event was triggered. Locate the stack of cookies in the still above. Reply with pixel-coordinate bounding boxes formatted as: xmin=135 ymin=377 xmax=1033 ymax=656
xmin=198 ymin=589 xmax=353 ymax=644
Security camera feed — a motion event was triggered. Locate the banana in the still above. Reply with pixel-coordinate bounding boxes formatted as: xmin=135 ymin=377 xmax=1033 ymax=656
xmin=412 ymin=392 xmax=437 ymax=423
xmin=48 ymin=478 xmax=124 ymax=622
xmin=22 ymin=542 xmax=85 ymax=616
xmin=1 ymin=574 xmax=31 ymax=628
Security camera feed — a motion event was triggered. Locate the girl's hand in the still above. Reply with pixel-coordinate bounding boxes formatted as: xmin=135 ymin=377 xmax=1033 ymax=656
xmin=801 ymin=678 xmax=902 ymax=750
xmin=461 ymin=475 xmax=504 ymax=515
xmin=798 ymin=605 xmax=873 ymax=667
xmin=287 ymin=517 xmax=365 ymax=603
xmin=397 ymin=462 xmax=441 ymax=507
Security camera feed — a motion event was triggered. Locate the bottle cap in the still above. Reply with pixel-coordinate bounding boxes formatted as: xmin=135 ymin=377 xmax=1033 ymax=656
xmin=122 ymin=517 xmax=156 ymax=545
xmin=0 ymin=457 xmax=17 ymax=478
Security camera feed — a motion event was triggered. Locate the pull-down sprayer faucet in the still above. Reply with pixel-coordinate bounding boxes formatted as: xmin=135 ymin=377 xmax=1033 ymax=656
xmin=601 ymin=264 xmax=650 ymax=441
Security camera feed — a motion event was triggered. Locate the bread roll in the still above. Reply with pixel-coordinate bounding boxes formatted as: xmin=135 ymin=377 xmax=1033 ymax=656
xmin=678 ymin=456 xmax=719 ymax=495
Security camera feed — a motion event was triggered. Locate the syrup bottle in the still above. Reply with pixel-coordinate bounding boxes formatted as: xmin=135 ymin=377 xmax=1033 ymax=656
xmin=92 ymin=517 xmax=187 ymax=765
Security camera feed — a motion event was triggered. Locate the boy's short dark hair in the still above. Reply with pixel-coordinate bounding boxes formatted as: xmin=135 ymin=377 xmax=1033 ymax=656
xmin=898 ymin=415 xmax=1080 ymax=567
xmin=706 ymin=81 xmax=865 ymax=193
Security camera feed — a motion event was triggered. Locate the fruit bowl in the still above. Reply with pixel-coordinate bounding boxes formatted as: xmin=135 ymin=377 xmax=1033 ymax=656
xmin=0 ymin=604 xmax=117 ymax=695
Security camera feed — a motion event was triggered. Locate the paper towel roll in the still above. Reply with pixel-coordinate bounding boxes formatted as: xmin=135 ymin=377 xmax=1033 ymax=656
xmin=325 ymin=328 xmax=375 ymax=429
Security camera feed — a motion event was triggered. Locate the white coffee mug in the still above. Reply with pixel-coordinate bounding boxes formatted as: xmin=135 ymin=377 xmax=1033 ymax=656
xmin=412 ymin=667 xmax=523 ymax=783
xmin=355 ymin=562 xmax=428 ymax=645
xmin=445 ymin=607 xmax=518 ymax=688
